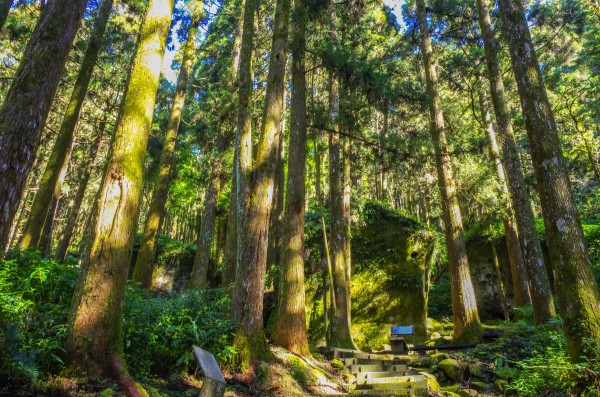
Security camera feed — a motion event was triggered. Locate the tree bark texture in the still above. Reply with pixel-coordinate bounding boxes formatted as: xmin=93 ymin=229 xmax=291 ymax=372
xmin=232 ymin=0 xmax=289 ymax=366
xmin=66 ymin=0 xmax=174 ymax=379
xmin=132 ymin=15 xmax=200 ymax=288
xmin=477 ymin=81 xmax=531 ymax=308
xmin=19 ymin=0 xmax=115 ymax=251
xmin=0 ymin=0 xmax=87 ymax=252
xmin=273 ymin=0 xmax=310 ymax=356
xmin=498 ymin=0 xmax=600 ymax=360
xmin=416 ymin=0 xmax=483 ymax=343
xmin=476 ymin=0 xmax=556 ymax=324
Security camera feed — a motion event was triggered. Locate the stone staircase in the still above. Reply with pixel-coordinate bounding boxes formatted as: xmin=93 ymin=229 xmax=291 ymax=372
xmin=329 ymin=348 xmax=429 ymax=397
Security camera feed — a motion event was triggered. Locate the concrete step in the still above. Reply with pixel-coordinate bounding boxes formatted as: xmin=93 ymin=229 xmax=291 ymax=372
xmin=356 ymin=371 xmax=413 ymax=382
xmin=351 ymin=385 xmax=428 ymax=396
xmin=348 ymin=364 xmax=408 ymax=374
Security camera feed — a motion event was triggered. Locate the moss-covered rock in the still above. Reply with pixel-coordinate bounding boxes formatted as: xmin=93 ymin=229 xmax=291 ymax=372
xmin=438 ymin=359 xmax=464 ymax=383
xmin=430 ymin=352 xmax=450 ymax=364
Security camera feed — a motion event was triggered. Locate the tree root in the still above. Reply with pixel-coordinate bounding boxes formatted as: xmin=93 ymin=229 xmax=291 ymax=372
xmin=112 ymin=352 xmax=150 ymax=397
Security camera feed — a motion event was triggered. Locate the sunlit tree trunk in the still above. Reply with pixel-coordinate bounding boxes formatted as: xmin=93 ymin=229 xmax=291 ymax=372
xmin=416 ymin=0 xmax=482 ymax=343
xmin=0 ymin=0 xmax=13 ymax=32
xmin=477 ymin=81 xmax=531 ymax=308
xmin=190 ymin=135 xmax=226 ymax=288
xmin=132 ymin=13 xmax=200 ymax=288
xmin=19 ymin=0 xmax=115 ymax=251
xmin=476 ymin=0 xmax=555 ymax=324
xmin=65 ymin=0 xmax=174 ymax=390
xmin=266 ymin=123 xmax=286 ymax=285
xmin=0 ymin=0 xmax=87 ymax=252
xmin=498 ymin=0 xmax=600 ymax=361
xmin=273 ymin=0 xmax=310 ymax=356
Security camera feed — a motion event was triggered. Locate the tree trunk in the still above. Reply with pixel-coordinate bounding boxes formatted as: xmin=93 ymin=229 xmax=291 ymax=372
xmin=0 ymin=0 xmax=14 ymax=32
xmin=18 ymin=0 xmax=115 ymax=251
xmin=476 ymin=0 xmax=556 ymax=325
xmin=327 ymin=9 xmax=355 ymax=348
xmin=0 ymin=0 xmax=88 ymax=252
xmin=232 ymin=0 xmax=289 ymax=368
xmin=190 ymin=135 xmax=226 ymax=289
xmin=416 ymin=0 xmax=483 ymax=343
xmin=477 ymin=80 xmax=531 ymax=308
xmin=55 ymin=127 xmax=104 ymax=261
xmin=65 ymin=0 xmax=174 ymax=384
xmin=132 ymin=14 xmax=200 ymax=288
xmin=273 ymin=0 xmax=310 ymax=356
xmin=498 ymin=0 xmax=600 ymax=361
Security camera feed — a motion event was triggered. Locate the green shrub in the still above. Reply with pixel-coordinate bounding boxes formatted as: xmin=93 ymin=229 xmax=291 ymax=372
xmin=0 ymin=250 xmax=76 ymax=386
xmin=123 ymin=285 xmax=236 ymax=378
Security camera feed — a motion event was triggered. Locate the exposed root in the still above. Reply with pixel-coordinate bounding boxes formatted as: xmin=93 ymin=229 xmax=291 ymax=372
xmin=112 ymin=352 xmax=150 ymax=397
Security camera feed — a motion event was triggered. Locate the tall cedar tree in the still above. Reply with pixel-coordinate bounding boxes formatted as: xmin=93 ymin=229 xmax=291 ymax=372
xmin=65 ymin=0 xmax=175 ymax=391
xmin=0 ymin=0 xmax=87 ymax=252
xmin=477 ymin=81 xmax=531 ymax=308
xmin=232 ymin=0 xmax=290 ymax=366
xmin=497 ymin=0 xmax=600 ymax=361
xmin=327 ymin=6 xmax=356 ymax=350
xmin=19 ymin=0 xmax=115 ymax=251
xmin=273 ymin=0 xmax=311 ymax=356
xmin=476 ymin=0 xmax=556 ymax=323
xmin=133 ymin=8 xmax=202 ymax=288
xmin=415 ymin=0 xmax=483 ymax=343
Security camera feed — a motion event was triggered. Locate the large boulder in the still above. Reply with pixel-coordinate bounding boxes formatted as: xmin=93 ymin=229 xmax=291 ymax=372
xmin=305 ymin=204 xmax=436 ymax=350
xmin=438 ymin=359 xmax=464 ymax=383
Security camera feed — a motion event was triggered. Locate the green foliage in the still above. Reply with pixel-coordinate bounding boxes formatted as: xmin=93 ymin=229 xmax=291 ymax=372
xmin=0 ymin=250 xmax=76 ymax=386
xmin=123 ymin=285 xmax=236 ymax=378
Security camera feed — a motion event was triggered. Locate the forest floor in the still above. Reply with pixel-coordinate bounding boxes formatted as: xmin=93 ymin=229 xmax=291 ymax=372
xmin=13 ymin=314 xmax=598 ymax=397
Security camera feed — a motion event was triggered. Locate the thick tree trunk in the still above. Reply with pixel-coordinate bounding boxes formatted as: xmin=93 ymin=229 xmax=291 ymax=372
xmin=498 ymin=0 xmax=600 ymax=361
xmin=0 ymin=0 xmax=87 ymax=252
xmin=0 ymin=0 xmax=14 ymax=32
xmin=477 ymin=81 xmax=531 ymax=308
xmin=232 ymin=0 xmax=289 ymax=368
xmin=273 ymin=0 xmax=310 ymax=356
xmin=416 ymin=0 xmax=483 ymax=343
xmin=266 ymin=122 xmax=286 ymax=285
xmin=190 ymin=136 xmax=226 ymax=289
xmin=65 ymin=0 xmax=174 ymax=383
xmin=18 ymin=0 xmax=115 ymax=251
xmin=327 ymin=66 xmax=355 ymax=350
xmin=476 ymin=0 xmax=556 ymax=325
xmin=132 ymin=15 xmax=200 ymax=288
xmin=55 ymin=127 xmax=104 ymax=261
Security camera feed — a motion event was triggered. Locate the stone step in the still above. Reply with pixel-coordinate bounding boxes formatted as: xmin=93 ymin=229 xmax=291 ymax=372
xmin=348 ymin=364 xmax=408 ymax=374
xmin=356 ymin=371 xmax=413 ymax=382
xmin=338 ymin=358 xmax=409 ymax=366
xmin=351 ymin=384 xmax=428 ymax=396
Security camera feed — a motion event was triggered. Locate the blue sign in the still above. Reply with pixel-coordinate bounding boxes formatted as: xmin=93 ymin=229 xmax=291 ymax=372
xmin=391 ymin=325 xmax=414 ymax=335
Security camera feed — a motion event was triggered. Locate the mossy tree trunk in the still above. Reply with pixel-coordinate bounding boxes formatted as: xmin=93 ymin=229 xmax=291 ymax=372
xmin=18 ymin=0 xmax=115 ymax=252
xmin=55 ymin=125 xmax=105 ymax=261
xmin=190 ymin=135 xmax=226 ymax=289
xmin=498 ymin=0 xmax=600 ymax=361
xmin=65 ymin=0 xmax=174 ymax=389
xmin=0 ymin=0 xmax=87 ymax=252
xmin=416 ymin=0 xmax=483 ymax=343
xmin=132 ymin=13 xmax=201 ymax=288
xmin=477 ymin=79 xmax=531 ymax=308
xmin=327 ymin=9 xmax=355 ymax=349
xmin=232 ymin=0 xmax=289 ymax=368
xmin=0 ymin=0 xmax=13 ymax=31
xmin=273 ymin=0 xmax=310 ymax=356
xmin=476 ymin=0 xmax=556 ymax=324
